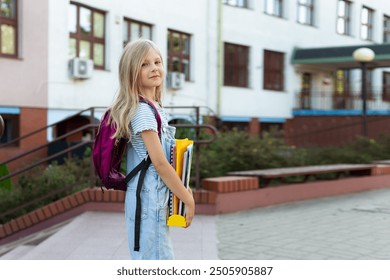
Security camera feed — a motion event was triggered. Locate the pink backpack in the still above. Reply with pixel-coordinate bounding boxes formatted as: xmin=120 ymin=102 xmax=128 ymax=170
xmin=92 ymin=98 xmax=162 ymax=191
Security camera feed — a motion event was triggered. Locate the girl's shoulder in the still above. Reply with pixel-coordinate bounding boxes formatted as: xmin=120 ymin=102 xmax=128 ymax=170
xmin=132 ymin=102 xmax=168 ymax=127
xmin=134 ymin=102 xmax=157 ymax=115
xmin=137 ymin=102 xmax=168 ymax=123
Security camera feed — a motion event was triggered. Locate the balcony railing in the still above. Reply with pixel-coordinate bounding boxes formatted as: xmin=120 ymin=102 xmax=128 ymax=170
xmin=294 ymin=90 xmax=390 ymax=111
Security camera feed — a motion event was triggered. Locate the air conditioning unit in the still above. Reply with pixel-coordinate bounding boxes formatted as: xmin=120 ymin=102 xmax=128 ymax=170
xmin=69 ymin=57 xmax=93 ymax=79
xmin=167 ymin=72 xmax=185 ymax=89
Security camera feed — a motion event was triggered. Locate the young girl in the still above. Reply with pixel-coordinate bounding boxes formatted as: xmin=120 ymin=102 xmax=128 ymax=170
xmin=109 ymin=39 xmax=195 ymax=260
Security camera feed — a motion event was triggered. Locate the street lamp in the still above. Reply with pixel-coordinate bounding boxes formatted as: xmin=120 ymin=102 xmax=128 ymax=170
xmin=352 ymin=47 xmax=375 ymax=137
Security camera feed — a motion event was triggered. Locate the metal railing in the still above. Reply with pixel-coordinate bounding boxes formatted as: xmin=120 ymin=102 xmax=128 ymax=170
xmin=294 ymin=90 xmax=390 ymax=111
xmin=0 ymin=107 xmax=105 ymax=149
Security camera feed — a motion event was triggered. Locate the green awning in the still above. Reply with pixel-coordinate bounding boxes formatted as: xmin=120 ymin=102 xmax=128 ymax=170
xmin=291 ymin=43 xmax=390 ymax=69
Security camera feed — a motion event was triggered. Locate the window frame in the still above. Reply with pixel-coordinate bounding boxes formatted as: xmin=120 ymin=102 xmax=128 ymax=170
xmin=0 ymin=113 xmax=20 ymax=146
xmin=297 ymin=0 xmax=314 ymax=26
xmin=383 ymin=15 xmax=390 ymax=43
xmin=167 ymin=29 xmax=191 ymax=81
xmin=336 ymin=0 xmax=352 ymax=36
xmin=0 ymin=0 xmax=18 ymax=58
xmin=263 ymin=49 xmax=284 ymax=91
xmin=223 ymin=42 xmax=249 ymax=88
xmin=69 ymin=2 xmax=106 ymax=69
xmin=361 ymin=6 xmax=374 ymax=41
xmin=123 ymin=18 xmax=153 ymax=47
xmin=383 ymin=71 xmax=390 ymax=102
xmin=264 ymin=0 xmax=283 ymax=18
xmin=222 ymin=0 xmax=249 ymax=9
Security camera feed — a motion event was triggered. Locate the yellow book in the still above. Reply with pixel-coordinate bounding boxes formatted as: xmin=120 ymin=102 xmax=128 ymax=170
xmin=167 ymin=138 xmax=193 ymax=227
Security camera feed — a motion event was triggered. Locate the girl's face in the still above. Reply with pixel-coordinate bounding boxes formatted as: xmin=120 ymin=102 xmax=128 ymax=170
xmin=140 ymin=48 xmax=164 ymax=92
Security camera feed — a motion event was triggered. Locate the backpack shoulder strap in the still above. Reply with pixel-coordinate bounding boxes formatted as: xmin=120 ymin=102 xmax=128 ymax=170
xmin=139 ymin=97 xmax=162 ymax=137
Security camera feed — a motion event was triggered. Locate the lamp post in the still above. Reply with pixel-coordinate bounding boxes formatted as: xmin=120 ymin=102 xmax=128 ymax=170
xmin=352 ymin=47 xmax=375 ymax=137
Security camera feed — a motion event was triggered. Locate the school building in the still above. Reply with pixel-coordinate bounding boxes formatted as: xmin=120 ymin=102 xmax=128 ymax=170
xmin=1 ymin=0 xmax=390 ymax=160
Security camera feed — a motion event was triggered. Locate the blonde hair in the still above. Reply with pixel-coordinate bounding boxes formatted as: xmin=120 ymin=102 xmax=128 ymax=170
xmin=109 ymin=39 xmax=164 ymax=140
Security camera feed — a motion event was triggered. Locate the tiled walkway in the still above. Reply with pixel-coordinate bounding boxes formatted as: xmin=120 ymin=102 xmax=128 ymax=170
xmin=0 ymin=212 xmax=218 ymax=260
xmin=218 ymin=188 xmax=390 ymax=259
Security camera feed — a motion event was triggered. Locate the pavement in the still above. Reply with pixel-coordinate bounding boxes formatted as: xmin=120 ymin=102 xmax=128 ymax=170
xmin=1 ymin=187 xmax=390 ymax=260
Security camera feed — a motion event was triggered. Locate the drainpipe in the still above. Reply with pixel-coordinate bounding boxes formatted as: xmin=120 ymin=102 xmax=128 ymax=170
xmin=216 ymin=0 xmax=223 ymax=116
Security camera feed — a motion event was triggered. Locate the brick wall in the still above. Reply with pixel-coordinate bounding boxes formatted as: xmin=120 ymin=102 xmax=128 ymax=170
xmin=0 ymin=107 xmax=47 ymax=172
xmin=285 ymin=115 xmax=390 ymax=147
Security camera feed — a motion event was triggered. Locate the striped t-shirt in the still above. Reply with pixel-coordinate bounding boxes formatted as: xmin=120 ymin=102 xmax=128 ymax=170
xmin=130 ymin=102 xmax=168 ymax=160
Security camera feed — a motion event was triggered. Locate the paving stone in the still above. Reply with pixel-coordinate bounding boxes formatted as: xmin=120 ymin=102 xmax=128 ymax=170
xmin=217 ymin=188 xmax=390 ymax=260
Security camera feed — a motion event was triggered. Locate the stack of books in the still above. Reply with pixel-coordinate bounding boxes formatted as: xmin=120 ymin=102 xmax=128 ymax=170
xmin=167 ymin=138 xmax=193 ymax=227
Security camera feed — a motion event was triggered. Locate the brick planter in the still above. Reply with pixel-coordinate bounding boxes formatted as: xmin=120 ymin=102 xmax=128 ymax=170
xmin=202 ymin=176 xmax=259 ymax=193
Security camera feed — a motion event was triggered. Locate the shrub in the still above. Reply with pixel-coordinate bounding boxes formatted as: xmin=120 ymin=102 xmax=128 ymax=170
xmin=0 ymin=164 xmax=12 ymax=190
xmin=0 ymin=155 xmax=91 ymax=224
xmin=199 ymin=130 xmax=390 ymax=179
xmin=200 ymin=129 xmax=292 ymax=178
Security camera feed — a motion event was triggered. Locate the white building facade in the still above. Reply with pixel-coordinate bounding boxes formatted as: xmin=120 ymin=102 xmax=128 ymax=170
xmin=1 ymin=0 xmax=390 ymax=147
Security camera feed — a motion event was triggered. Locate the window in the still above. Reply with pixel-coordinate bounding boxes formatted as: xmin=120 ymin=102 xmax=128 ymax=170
xmin=69 ymin=2 xmax=106 ymax=69
xmin=361 ymin=6 xmax=374 ymax=41
xmin=366 ymin=69 xmax=374 ymax=99
xmin=383 ymin=72 xmax=390 ymax=102
xmin=0 ymin=0 xmax=17 ymax=57
xmin=167 ymin=30 xmax=191 ymax=81
xmin=222 ymin=0 xmax=248 ymax=8
xmin=297 ymin=0 xmax=314 ymax=26
xmin=123 ymin=18 xmax=152 ymax=47
xmin=264 ymin=0 xmax=283 ymax=17
xmin=336 ymin=0 xmax=351 ymax=35
xmin=263 ymin=50 xmax=284 ymax=91
xmin=0 ymin=114 xmax=19 ymax=145
xmin=224 ymin=43 xmax=249 ymax=87
xmin=334 ymin=69 xmax=351 ymax=109
xmin=335 ymin=69 xmax=351 ymax=94
xmin=300 ymin=73 xmax=312 ymax=109
xmin=383 ymin=15 xmax=390 ymax=43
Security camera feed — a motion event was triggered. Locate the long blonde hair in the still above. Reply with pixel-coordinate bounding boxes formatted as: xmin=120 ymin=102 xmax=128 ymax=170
xmin=109 ymin=39 xmax=164 ymax=140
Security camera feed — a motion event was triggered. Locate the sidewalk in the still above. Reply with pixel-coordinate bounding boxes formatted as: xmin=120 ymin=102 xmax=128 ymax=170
xmin=217 ymin=187 xmax=390 ymax=259
xmin=1 ymin=187 xmax=390 ymax=260
xmin=0 ymin=212 xmax=218 ymax=260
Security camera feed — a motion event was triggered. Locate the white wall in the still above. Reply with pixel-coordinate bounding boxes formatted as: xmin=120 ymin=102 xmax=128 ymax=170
xmin=219 ymin=0 xmax=390 ymax=120
xmin=0 ymin=0 xmax=49 ymax=108
xmin=47 ymin=0 xmax=211 ymax=115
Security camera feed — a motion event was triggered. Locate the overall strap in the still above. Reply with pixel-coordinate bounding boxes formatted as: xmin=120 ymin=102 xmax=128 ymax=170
xmin=124 ymin=156 xmax=152 ymax=252
xmin=125 ymin=156 xmax=151 ymax=184
xmin=133 ymin=156 xmax=151 ymax=251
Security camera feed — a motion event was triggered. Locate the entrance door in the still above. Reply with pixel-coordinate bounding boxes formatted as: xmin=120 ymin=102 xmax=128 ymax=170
xmin=383 ymin=72 xmax=390 ymax=101
xmin=300 ymin=73 xmax=312 ymax=109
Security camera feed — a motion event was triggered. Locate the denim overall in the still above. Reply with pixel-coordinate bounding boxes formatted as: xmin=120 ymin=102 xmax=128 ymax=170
xmin=125 ymin=123 xmax=176 ymax=260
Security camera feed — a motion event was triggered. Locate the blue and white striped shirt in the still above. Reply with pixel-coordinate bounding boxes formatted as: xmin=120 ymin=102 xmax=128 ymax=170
xmin=130 ymin=102 xmax=168 ymax=160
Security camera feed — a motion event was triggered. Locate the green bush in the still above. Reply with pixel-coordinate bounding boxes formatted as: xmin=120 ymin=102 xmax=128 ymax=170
xmin=0 ymin=155 xmax=91 ymax=224
xmin=0 ymin=164 xmax=12 ymax=190
xmin=304 ymin=136 xmax=390 ymax=165
xmin=200 ymin=129 xmax=292 ymax=178
xmin=199 ymin=130 xmax=390 ymax=179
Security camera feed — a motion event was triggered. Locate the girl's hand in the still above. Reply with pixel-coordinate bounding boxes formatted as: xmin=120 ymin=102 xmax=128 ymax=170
xmin=185 ymin=188 xmax=195 ymax=228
